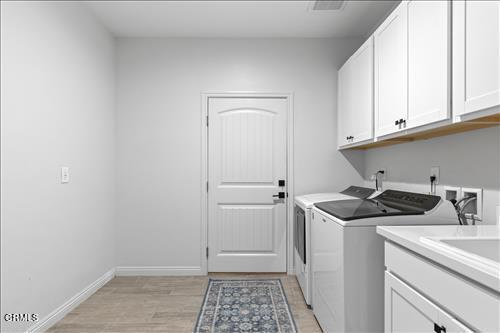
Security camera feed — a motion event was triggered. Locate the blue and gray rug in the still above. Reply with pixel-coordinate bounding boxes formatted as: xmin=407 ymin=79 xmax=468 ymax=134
xmin=194 ymin=279 xmax=298 ymax=333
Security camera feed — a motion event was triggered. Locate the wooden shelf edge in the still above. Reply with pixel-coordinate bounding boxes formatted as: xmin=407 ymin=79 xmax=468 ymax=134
xmin=350 ymin=113 xmax=500 ymax=150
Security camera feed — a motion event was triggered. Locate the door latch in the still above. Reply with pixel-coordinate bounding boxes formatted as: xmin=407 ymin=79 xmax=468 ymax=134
xmin=273 ymin=192 xmax=285 ymax=199
xmin=434 ymin=323 xmax=446 ymax=333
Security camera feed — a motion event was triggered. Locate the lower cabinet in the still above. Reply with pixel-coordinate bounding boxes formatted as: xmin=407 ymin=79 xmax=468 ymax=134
xmin=385 ymin=272 xmax=472 ymax=333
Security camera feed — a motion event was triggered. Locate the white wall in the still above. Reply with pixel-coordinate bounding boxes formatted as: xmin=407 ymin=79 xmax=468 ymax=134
xmin=1 ymin=2 xmax=115 ymax=331
xmin=115 ymin=38 xmax=365 ymax=270
xmin=364 ymin=126 xmax=500 ymax=225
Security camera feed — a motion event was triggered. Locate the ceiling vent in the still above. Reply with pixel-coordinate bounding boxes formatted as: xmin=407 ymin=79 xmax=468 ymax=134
xmin=310 ymin=0 xmax=346 ymax=11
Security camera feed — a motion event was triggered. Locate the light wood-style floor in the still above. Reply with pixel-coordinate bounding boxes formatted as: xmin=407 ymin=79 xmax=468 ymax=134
xmin=46 ymin=274 xmax=321 ymax=333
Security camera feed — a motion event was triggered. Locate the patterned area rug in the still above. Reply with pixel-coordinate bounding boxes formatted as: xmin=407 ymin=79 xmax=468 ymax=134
xmin=194 ymin=279 xmax=298 ymax=333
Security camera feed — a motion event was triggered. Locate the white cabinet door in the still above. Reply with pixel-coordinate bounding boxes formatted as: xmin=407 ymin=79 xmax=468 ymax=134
xmin=337 ymin=61 xmax=352 ymax=147
xmin=374 ymin=1 xmax=408 ymax=137
xmin=349 ymin=37 xmax=374 ymax=143
xmin=385 ymin=271 xmax=473 ymax=333
xmin=407 ymin=0 xmax=450 ymax=129
xmin=338 ymin=37 xmax=374 ymax=147
xmin=453 ymin=0 xmax=500 ymax=117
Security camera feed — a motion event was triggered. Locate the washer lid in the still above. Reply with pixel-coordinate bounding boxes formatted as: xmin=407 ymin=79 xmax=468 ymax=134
xmin=295 ymin=186 xmax=376 ymax=209
xmin=314 ymin=190 xmax=442 ymax=221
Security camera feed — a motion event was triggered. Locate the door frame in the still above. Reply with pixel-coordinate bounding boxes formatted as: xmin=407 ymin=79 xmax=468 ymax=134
xmin=200 ymin=92 xmax=294 ymax=275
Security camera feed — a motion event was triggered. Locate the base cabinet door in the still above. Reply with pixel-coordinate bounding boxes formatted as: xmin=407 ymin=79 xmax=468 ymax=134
xmin=453 ymin=0 xmax=500 ymax=117
xmin=385 ymin=272 xmax=473 ymax=333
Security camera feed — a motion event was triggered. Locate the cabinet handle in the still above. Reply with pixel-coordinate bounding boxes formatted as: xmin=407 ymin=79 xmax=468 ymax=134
xmin=395 ymin=120 xmax=400 ymax=126
xmin=433 ymin=323 xmax=446 ymax=333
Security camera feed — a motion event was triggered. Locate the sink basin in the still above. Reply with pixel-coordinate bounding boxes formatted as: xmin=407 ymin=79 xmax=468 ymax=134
xmin=420 ymin=236 xmax=500 ymax=276
xmin=439 ymin=238 xmax=499 ymax=263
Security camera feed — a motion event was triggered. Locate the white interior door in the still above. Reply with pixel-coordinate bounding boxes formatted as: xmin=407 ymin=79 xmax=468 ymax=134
xmin=207 ymin=97 xmax=288 ymax=272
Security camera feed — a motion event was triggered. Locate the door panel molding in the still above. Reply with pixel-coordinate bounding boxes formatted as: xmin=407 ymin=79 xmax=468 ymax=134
xmin=201 ymin=92 xmax=294 ymax=275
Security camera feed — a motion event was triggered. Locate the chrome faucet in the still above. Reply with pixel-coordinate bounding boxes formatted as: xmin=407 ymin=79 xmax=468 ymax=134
xmin=453 ymin=196 xmax=482 ymax=225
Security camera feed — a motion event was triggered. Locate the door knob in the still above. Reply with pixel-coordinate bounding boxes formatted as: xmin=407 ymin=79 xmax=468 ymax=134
xmin=273 ymin=192 xmax=285 ymax=199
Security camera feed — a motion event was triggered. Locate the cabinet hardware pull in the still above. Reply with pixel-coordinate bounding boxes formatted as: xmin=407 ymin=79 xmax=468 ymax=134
xmin=395 ymin=120 xmax=400 ymax=125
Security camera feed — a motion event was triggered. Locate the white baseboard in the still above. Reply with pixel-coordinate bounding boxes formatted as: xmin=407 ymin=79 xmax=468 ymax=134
xmin=24 ymin=266 xmax=201 ymax=332
xmin=26 ymin=268 xmax=115 ymax=333
xmin=115 ymin=266 xmax=203 ymax=276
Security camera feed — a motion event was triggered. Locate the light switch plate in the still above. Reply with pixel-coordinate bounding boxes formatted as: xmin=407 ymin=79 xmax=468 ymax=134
xmin=61 ymin=167 xmax=69 ymax=184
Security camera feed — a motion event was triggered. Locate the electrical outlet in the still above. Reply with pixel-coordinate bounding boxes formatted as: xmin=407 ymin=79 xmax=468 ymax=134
xmin=61 ymin=167 xmax=69 ymax=184
xmin=370 ymin=169 xmax=386 ymax=180
xmin=430 ymin=166 xmax=440 ymax=185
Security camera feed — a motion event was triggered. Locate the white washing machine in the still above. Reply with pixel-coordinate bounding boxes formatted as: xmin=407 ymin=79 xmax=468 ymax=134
xmin=311 ymin=190 xmax=458 ymax=333
xmin=294 ymin=186 xmax=378 ymax=307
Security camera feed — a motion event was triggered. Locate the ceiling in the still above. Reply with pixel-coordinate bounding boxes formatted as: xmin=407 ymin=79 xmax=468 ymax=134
xmin=84 ymin=1 xmax=399 ymax=38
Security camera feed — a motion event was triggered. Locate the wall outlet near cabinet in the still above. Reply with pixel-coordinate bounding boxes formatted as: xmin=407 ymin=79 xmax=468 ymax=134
xmin=461 ymin=187 xmax=483 ymax=221
xmin=376 ymin=168 xmax=387 ymax=180
xmin=369 ymin=168 xmax=387 ymax=181
xmin=430 ymin=166 xmax=440 ymax=185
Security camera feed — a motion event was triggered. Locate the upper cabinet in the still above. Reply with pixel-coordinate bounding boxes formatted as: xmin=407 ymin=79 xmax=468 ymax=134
xmin=407 ymin=0 xmax=450 ymax=129
xmin=337 ymin=0 xmax=499 ymax=150
xmin=453 ymin=0 xmax=500 ymax=119
xmin=374 ymin=0 xmax=451 ymax=138
xmin=337 ymin=37 xmax=374 ymax=148
xmin=338 ymin=58 xmax=352 ymax=147
xmin=374 ymin=2 xmax=408 ymax=138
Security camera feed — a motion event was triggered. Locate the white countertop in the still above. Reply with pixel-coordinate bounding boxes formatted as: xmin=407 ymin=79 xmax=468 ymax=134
xmin=377 ymin=225 xmax=500 ymax=292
